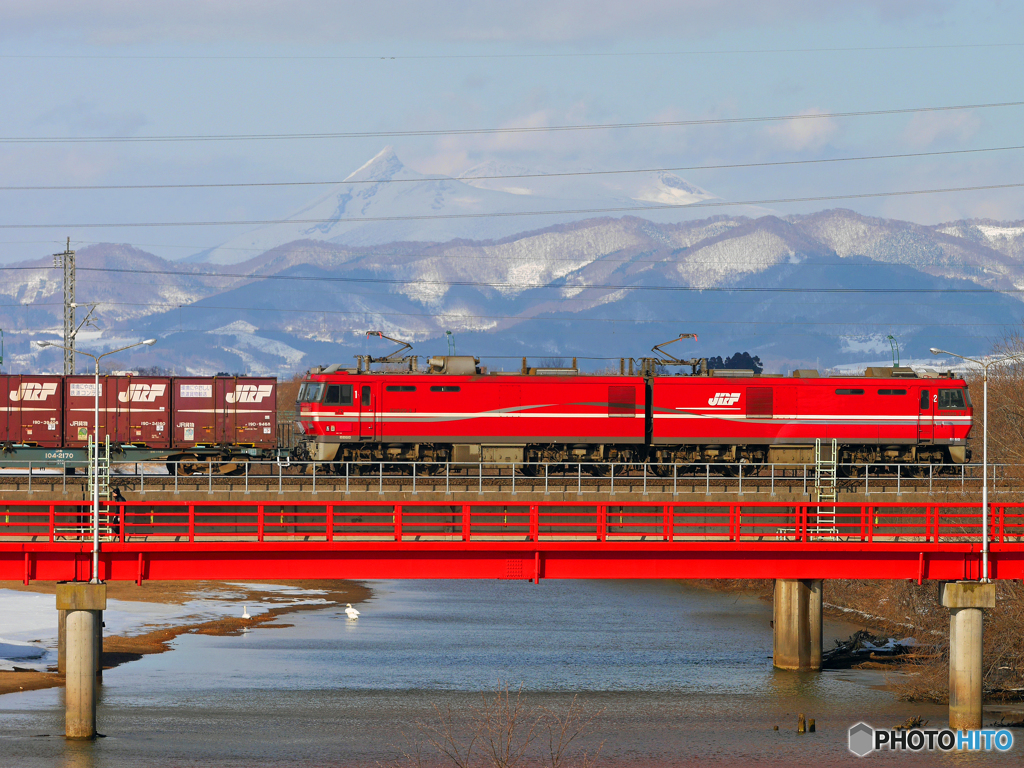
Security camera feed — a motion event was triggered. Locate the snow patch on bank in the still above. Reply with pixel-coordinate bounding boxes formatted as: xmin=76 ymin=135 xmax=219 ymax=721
xmin=0 ymin=585 xmax=330 ymax=672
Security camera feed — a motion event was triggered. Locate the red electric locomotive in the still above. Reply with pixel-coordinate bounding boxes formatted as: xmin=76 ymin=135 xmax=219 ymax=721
xmin=294 ymin=343 xmax=973 ymax=473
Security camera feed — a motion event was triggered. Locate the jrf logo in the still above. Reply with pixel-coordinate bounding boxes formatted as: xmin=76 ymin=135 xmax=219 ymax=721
xmin=226 ymin=384 xmax=274 ymax=404
xmin=10 ymin=382 xmax=58 ymax=401
xmin=118 ymin=383 xmax=167 ymax=403
xmin=708 ymin=392 xmax=741 ymax=406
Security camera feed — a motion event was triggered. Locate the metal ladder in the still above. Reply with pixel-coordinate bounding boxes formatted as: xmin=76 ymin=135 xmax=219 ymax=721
xmin=87 ymin=435 xmax=116 ymax=539
xmin=813 ymin=438 xmax=839 ymax=538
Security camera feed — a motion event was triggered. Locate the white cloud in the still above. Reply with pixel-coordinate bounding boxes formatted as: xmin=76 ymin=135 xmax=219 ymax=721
xmin=902 ymin=110 xmax=982 ymax=148
xmin=764 ymin=108 xmax=839 ymax=151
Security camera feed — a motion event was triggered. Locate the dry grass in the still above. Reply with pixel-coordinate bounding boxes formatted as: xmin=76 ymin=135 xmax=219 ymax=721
xmin=689 ymin=577 xmax=1024 ymax=703
xmin=385 ymin=683 xmax=604 ymax=768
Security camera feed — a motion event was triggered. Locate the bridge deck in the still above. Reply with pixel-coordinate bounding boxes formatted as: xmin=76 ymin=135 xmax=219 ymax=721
xmin=2 ymin=500 xmax=1022 ymax=583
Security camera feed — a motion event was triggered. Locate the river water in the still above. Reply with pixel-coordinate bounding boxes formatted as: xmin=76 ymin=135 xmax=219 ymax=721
xmin=1 ymin=579 xmax=1020 ymax=766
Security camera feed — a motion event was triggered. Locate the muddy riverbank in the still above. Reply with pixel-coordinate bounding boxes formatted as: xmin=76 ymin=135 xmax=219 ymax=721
xmin=0 ymin=579 xmax=370 ymax=696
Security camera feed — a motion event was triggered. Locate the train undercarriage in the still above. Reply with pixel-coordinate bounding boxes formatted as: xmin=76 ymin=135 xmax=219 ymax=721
xmin=303 ymin=440 xmax=970 ymax=476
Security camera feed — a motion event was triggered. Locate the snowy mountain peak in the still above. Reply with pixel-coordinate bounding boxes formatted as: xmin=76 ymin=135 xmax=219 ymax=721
xmin=631 ymin=172 xmax=716 ymax=206
xmin=458 ymin=160 xmax=536 ymax=195
xmin=198 ymin=149 xmax=730 ymax=265
xmin=344 ymin=145 xmax=414 ymax=182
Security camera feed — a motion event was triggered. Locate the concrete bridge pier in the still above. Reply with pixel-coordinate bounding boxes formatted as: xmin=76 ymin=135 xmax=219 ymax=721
xmin=773 ymin=579 xmax=822 ymax=671
xmin=941 ymin=581 xmax=996 ymax=731
xmin=56 ymin=583 xmax=106 ymax=740
xmin=57 ymin=609 xmax=66 ymax=674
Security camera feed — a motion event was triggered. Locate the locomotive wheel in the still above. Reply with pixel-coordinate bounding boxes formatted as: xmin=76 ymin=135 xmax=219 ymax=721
xmin=651 ymin=463 xmax=673 ymax=478
xmin=519 ymin=464 xmax=539 ymax=477
xmin=588 ymin=463 xmax=610 ymax=477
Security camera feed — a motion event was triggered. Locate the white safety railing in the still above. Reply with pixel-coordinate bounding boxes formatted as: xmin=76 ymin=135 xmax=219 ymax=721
xmin=0 ymin=458 xmax=1011 ymax=498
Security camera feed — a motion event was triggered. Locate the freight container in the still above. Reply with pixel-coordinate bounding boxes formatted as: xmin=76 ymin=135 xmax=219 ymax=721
xmin=0 ymin=375 xmax=64 ymax=447
xmin=111 ymin=376 xmax=172 ymax=448
xmin=172 ymin=376 xmax=276 ymax=449
xmin=62 ymin=376 xmax=173 ymax=448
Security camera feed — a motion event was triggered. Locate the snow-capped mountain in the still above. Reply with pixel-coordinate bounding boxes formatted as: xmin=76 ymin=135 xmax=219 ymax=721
xmin=199 ymin=147 xmax=718 ymax=265
xmin=455 ymin=158 xmax=714 ymax=207
xmin=3 ymin=208 xmax=1024 ymax=376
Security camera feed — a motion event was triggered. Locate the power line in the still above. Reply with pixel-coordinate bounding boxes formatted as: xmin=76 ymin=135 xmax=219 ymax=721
xmin=2 ymin=42 xmax=1022 ymax=61
xmin=7 ymin=291 xmax=1014 ymax=313
xmin=5 ymin=300 xmax=1017 ymax=327
xmin=4 ymin=144 xmax=1023 ymax=192
xmin=49 ymin=254 xmax=1022 ymax=275
xmin=6 ymin=227 xmax=1018 ymax=264
xmin=3 ymin=100 xmax=1023 ymax=144
xmin=26 ymin=265 xmax=1024 ymax=294
xmin=2 ymin=180 xmax=1023 ymax=230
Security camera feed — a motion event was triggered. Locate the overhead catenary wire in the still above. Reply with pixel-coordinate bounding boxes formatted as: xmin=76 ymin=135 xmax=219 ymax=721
xmin=4 ymin=264 xmax=1024 ymax=295
xmin=5 ymin=290 xmax=1014 ymax=312
xmin=3 ymin=42 xmax=1022 ymax=60
xmin=4 ymin=144 xmax=1024 ymax=191
xmin=1 ymin=180 xmax=1023 ymax=230
xmin=8 ymin=299 xmax=1017 ymax=328
xmin=2 ymin=100 xmax=1023 ymax=144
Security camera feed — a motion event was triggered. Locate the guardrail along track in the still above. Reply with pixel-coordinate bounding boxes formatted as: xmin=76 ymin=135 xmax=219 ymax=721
xmin=1 ymin=460 xmax=1018 ymax=497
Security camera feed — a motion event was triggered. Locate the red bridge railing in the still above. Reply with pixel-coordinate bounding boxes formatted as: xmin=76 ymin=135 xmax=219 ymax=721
xmin=3 ymin=500 xmax=1024 ymax=545
xmin=4 ymin=501 xmax=1023 ymax=583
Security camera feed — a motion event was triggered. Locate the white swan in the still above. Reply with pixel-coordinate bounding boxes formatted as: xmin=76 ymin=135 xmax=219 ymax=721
xmin=345 ymin=603 xmax=360 ymax=620
xmin=242 ymin=605 xmax=251 ymax=620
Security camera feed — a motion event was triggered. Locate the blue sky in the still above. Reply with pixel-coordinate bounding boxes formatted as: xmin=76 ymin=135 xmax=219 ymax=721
xmin=1 ymin=0 xmax=1023 ymax=263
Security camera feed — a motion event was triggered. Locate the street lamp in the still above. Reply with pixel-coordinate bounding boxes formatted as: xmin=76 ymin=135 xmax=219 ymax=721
xmin=36 ymin=337 xmax=157 ymax=583
xmin=929 ymin=347 xmax=1024 ymax=581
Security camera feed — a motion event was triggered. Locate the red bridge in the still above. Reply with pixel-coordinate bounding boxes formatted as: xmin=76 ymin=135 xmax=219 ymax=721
xmin=2 ymin=500 xmax=1023 ymax=583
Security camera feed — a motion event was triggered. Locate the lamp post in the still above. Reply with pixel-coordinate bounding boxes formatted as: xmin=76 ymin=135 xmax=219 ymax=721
xmin=36 ymin=337 xmax=157 ymax=583
xmin=929 ymin=347 xmax=1024 ymax=581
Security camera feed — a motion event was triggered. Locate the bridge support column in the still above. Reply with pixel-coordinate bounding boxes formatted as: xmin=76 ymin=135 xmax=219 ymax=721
xmin=941 ymin=581 xmax=995 ymax=731
xmin=56 ymin=583 xmax=106 ymax=740
xmin=95 ymin=609 xmax=103 ymax=680
xmin=57 ymin=609 xmax=67 ymax=675
xmin=773 ymin=578 xmax=822 ymax=671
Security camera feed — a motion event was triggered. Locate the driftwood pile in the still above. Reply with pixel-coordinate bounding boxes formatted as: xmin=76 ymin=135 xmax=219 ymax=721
xmin=822 ymin=630 xmax=918 ymax=669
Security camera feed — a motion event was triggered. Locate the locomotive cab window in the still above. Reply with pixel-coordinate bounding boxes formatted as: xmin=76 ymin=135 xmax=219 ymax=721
xmin=835 ymin=389 xmax=864 ymax=395
xmin=430 ymin=386 xmax=460 ymax=392
xmin=920 ymin=390 xmax=930 ymax=409
xmin=323 ymin=384 xmax=352 ymax=406
xmin=938 ymin=389 xmax=967 ymax=410
xmin=361 ymin=387 xmax=371 ymax=406
xmin=298 ymin=382 xmax=324 ymax=403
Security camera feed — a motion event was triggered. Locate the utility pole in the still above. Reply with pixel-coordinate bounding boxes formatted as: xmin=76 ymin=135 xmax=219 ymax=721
xmin=53 ymin=237 xmax=75 ymax=375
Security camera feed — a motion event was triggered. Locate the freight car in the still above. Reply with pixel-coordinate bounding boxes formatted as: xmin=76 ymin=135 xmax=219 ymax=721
xmin=294 ymin=353 xmax=972 ymax=475
xmin=0 ymin=374 xmax=278 ymax=474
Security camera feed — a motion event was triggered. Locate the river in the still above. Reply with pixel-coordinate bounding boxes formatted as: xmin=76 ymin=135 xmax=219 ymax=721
xmin=1 ymin=579 xmax=1020 ymax=766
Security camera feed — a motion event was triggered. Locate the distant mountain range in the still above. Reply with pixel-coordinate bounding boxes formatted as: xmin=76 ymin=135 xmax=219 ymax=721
xmin=195 ymin=146 xmax=720 ymax=264
xmin=1 ymin=147 xmax=1022 ymax=376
